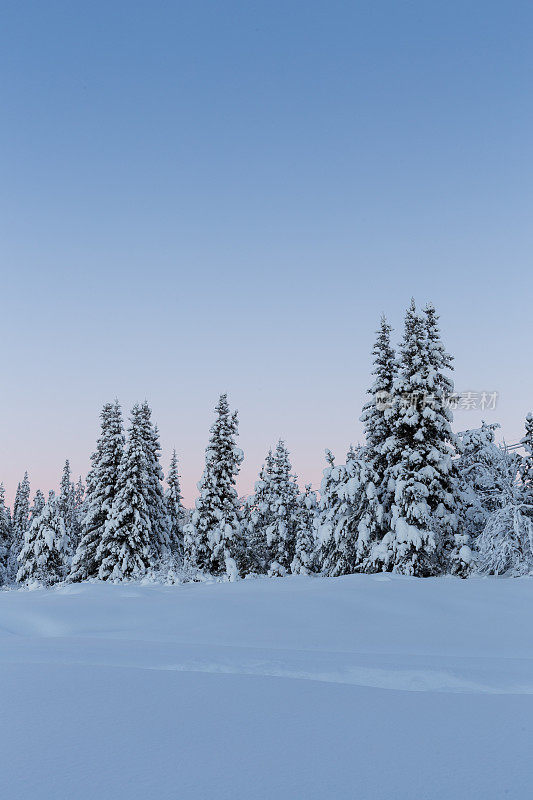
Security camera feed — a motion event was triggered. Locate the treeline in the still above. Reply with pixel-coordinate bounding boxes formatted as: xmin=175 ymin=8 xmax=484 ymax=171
xmin=1 ymin=300 xmax=532 ymax=587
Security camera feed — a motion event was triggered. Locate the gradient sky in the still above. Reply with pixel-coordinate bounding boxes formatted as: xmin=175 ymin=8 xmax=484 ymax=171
xmin=1 ymin=1 xmax=532 ymax=507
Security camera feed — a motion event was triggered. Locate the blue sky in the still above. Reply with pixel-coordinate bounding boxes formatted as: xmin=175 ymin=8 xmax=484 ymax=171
xmin=1 ymin=1 xmax=532 ymax=504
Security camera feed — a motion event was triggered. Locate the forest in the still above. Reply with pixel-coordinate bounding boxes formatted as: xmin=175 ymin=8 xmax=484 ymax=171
xmin=2 ymin=300 xmax=532 ymax=587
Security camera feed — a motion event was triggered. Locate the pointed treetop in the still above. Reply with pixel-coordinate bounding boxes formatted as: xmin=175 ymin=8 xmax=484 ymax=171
xmin=30 ymin=490 xmax=46 ymax=520
xmin=167 ymin=449 xmax=183 ymax=506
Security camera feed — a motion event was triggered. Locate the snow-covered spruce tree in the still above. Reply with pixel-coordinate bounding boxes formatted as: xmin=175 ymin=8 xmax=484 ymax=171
xmin=12 ymin=482 xmax=21 ymax=534
xmin=96 ymin=404 xmax=154 ymax=581
xmin=185 ymin=394 xmax=244 ymax=578
xmin=315 ymin=450 xmax=342 ymax=572
xmin=264 ymin=440 xmax=300 ymax=576
xmin=10 ymin=471 xmax=30 ymax=579
xmin=357 ymin=316 xmax=397 ymax=563
xmin=70 ymin=401 xmax=124 ymax=582
xmin=474 ymin=441 xmax=533 ymax=575
xmin=291 ymin=484 xmax=318 ymax=575
xmin=58 ymin=459 xmax=77 ymax=556
xmin=243 ymin=449 xmax=276 ymax=574
xmin=165 ymin=449 xmax=185 ymax=562
xmin=58 ymin=459 xmax=72 ymax=516
xmin=360 ymin=316 xmax=397 ymax=462
xmin=455 ymin=423 xmax=501 ymax=567
xmin=520 ymin=412 xmax=533 ymax=502
xmin=70 ymin=477 xmax=85 ymax=549
xmin=369 ymin=300 xmax=458 ymax=577
xmin=139 ymin=402 xmax=172 ymax=569
xmin=17 ymin=496 xmax=69 ymax=586
xmin=74 ymin=477 xmax=85 ymax=508
xmin=0 ymin=483 xmax=12 ymax=585
xmin=423 ymin=301 xmax=465 ymax=574
xmin=455 ymin=422 xmax=533 ymax=574
xmin=316 ymin=449 xmax=379 ymax=576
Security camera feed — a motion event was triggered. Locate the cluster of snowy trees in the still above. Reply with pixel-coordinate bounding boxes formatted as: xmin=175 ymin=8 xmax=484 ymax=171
xmin=1 ymin=300 xmax=532 ymax=588
xmin=315 ymin=302 xmax=533 ymax=578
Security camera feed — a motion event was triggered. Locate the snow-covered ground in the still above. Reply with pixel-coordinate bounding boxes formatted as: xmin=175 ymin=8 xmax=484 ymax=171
xmin=1 ymin=575 xmax=532 ymax=799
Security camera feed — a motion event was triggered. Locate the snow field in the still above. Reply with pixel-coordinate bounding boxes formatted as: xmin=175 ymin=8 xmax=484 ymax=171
xmin=1 ymin=574 xmax=532 ymax=799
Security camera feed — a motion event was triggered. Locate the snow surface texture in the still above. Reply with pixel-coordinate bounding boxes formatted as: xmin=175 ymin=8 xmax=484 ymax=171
xmin=1 ymin=575 xmax=532 ymax=799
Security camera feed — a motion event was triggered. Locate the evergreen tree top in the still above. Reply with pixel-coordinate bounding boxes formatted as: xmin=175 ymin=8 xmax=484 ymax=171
xmin=0 ymin=483 xmax=8 ymax=527
xmin=13 ymin=473 xmax=31 ymax=534
xmin=271 ymin=440 xmax=299 ymax=495
xmin=168 ymin=448 xmax=181 ymax=481
xmin=395 ymin=299 xmax=427 ymax=386
xmin=370 ymin=315 xmax=396 ymax=390
xmin=30 ymin=490 xmax=46 ymax=520
xmin=60 ymin=460 xmax=72 ymax=500
xmin=204 ymin=394 xmax=242 ymax=469
xmin=325 ymin=449 xmax=335 ymax=467
xmin=259 ymin=448 xmax=275 ymax=478
xmin=423 ymin=301 xmax=454 ymax=394
xmin=167 ymin=449 xmax=184 ymax=508
xmin=15 ymin=473 xmax=31 ymax=502
xmin=360 ymin=315 xmax=397 ymax=455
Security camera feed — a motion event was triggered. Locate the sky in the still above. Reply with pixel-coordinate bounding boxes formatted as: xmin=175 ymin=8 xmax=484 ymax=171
xmin=1 ymin=0 xmax=532 ymax=506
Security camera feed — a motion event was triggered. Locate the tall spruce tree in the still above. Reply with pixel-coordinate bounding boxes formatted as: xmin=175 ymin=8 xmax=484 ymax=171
xmin=315 ymin=451 xmax=336 ymax=531
xmin=369 ymin=300 xmax=457 ymax=576
xmin=244 ymin=449 xmax=276 ymax=573
xmin=59 ymin=460 xmax=73 ymax=517
xmin=423 ymin=301 xmax=461 ymax=569
xmin=316 ymin=450 xmax=345 ymax=573
xmin=12 ymin=482 xmax=21 ymax=531
xmin=291 ymin=484 xmax=318 ymax=575
xmin=265 ymin=440 xmax=300 ymax=575
xmin=70 ymin=477 xmax=85 ymax=546
xmin=317 ymin=449 xmax=379 ymax=577
xmin=359 ymin=316 xmax=397 ymax=562
xmin=0 ymin=484 xmax=12 ymax=585
xmin=96 ymin=404 xmax=154 ymax=581
xmin=70 ymin=401 xmax=124 ymax=582
xmin=17 ymin=496 xmax=68 ymax=586
xmin=10 ymin=472 xmax=30 ymax=579
xmin=139 ymin=402 xmax=171 ymax=568
xmin=185 ymin=394 xmax=244 ymax=577
xmin=453 ymin=424 xmax=499 ymax=575
xmin=360 ymin=316 xmax=397 ymax=467
xmin=58 ymin=459 xmax=77 ymax=556
xmin=166 ymin=449 xmax=185 ymax=562
xmin=74 ymin=477 xmax=85 ymax=508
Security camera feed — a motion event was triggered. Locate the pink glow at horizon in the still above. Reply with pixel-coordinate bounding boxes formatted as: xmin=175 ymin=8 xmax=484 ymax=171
xmin=2 ymin=376 xmax=522 ymax=512
xmin=2 ymin=2 xmax=532 ymax=509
